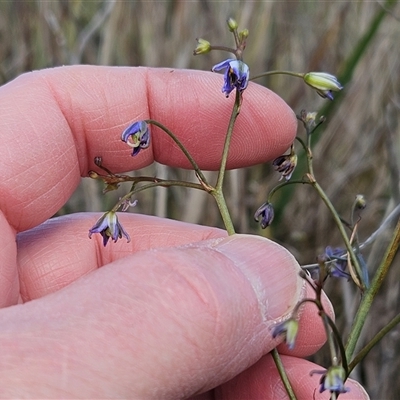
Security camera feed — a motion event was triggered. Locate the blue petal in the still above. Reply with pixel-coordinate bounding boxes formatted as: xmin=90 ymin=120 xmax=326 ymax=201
xmin=89 ymin=214 xmax=110 ymax=235
xmin=131 ymin=146 xmax=141 ymax=156
xmin=229 ymin=60 xmax=250 ymax=89
xmin=121 ymin=121 xmax=146 ymax=142
xmin=211 ymin=58 xmax=235 ymax=72
xmin=140 ymin=129 xmax=150 ymax=149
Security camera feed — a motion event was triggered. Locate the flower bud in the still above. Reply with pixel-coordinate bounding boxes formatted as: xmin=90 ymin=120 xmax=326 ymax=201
xmin=297 ymin=109 xmax=325 ymax=133
xmin=272 ymin=319 xmax=299 ymax=350
xmin=88 ymin=171 xmax=99 ymax=179
xmin=313 ymin=365 xmax=349 ymax=396
xmin=254 ymin=202 xmax=274 ymax=229
xmin=227 ymin=18 xmax=238 ymax=31
xmin=193 ymin=38 xmax=211 ymax=55
xmin=303 ymin=72 xmax=343 ymax=100
xmin=355 ymin=194 xmax=367 ymax=210
xmin=238 ymin=29 xmax=249 ymax=42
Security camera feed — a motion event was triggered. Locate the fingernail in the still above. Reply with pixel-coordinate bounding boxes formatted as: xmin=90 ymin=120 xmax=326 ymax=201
xmin=210 ymin=234 xmax=304 ymax=321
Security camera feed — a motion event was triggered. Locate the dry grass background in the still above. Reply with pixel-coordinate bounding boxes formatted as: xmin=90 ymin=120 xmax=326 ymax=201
xmin=1 ymin=1 xmax=400 ymax=398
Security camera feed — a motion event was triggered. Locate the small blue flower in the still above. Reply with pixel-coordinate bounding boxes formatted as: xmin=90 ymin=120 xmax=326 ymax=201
xmin=303 ymin=72 xmax=343 ymax=100
xmin=313 ymin=366 xmax=349 ymax=396
xmin=254 ymin=202 xmax=274 ymax=229
xmin=212 ymin=59 xmax=250 ymax=97
xmin=272 ymin=319 xmax=299 ymax=350
xmin=88 ymin=211 xmax=131 ymax=247
xmin=121 ymin=121 xmax=150 ymax=156
xmin=325 ymin=246 xmax=350 ymax=279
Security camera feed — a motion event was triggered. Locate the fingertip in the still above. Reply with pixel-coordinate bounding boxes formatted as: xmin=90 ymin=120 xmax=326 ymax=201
xmin=1 ymin=66 xmax=296 ymax=231
xmin=216 ymin=355 xmax=369 ymax=400
xmin=277 ymin=284 xmax=334 ymax=357
xmin=147 ymin=68 xmax=297 ymax=169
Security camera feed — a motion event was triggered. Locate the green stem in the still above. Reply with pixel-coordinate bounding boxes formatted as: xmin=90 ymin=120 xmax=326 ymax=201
xmin=215 ymin=90 xmax=241 ymax=192
xmin=146 ymin=119 xmax=209 ymax=185
xmin=271 ymin=348 xmax=297 ymax=400
xmin=273 ymin=0 xmax=397 ymax=224
xmin=312 ymin=180 xmax=364 ymax=289
xmin=213 ymin=190 xmax=236 ymax=235
xmin=211 ymin=89 xmax=242 ymax=235
xmin=268 ymin=180 xmax=310 ymax=202
xmin=324 ymin=314 xmax=339 ymax=364
xmin=345 ymin=217 xmax=400 ymax=361
xmin=250 ymin=71 xmax=304 ymax=81
xmin=348 ymin=313 xmax=400 ymax=374
xmin=304 ymin=120 xmax=363 ymax=288
xmin=302 ymin=128 xmax=363 ymax=286
xmin=305 ymin=132 xmax=314 ymax=176
xmin=325 ymin=314 xmax=348 ymax=374
xmin=209 ymin=45 xmax=237 ymax=55
xmin=294 ymin=136 xmax=308 ymax=153
xmin=111 ymin=179 xmax=206 ymax=212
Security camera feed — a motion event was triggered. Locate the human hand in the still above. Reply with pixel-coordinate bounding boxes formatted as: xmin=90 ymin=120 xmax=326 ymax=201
xmin=0 ymin=66 xmax=367 ymax=398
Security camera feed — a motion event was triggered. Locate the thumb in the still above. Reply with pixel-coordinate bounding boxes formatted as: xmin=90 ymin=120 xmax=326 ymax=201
xmin=2 ymin=235 xmax=310 ymax=398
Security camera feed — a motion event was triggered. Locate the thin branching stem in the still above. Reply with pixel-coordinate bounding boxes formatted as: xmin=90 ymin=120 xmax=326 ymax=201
xmin=111 ymin=180 xmax=206 ymax=212
xmin=250 ymin=71 xmax=304 ymax=81
xmin=348 ymin=313 xmax=400 ymax=373
xmin=146 ymin=119 xmax=209 ymax=186
xmin=311 ymin=180 xmax=364 ymax=289
xmin=212 ymin=89 xmax=242 ymax=235
xmin=215 ymin=90 xmax=241 ymax=192
xmin=345 ymin=217 xmax=400 ymax=361
xmin=271 ymin=349 xmax=297 ymax=400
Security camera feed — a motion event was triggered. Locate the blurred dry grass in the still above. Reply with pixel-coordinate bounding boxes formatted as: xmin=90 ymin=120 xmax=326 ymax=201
xmin=1 ymin=1 xmax=400 ymax=398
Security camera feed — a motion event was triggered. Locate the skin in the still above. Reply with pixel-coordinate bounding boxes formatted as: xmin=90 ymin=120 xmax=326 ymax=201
xmin=0 ymin=66 xmax=368 ymax=399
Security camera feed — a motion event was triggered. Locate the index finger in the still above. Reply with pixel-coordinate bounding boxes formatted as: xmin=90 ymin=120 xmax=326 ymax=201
xmin=0 ymin=65 xmax=296 ymax=231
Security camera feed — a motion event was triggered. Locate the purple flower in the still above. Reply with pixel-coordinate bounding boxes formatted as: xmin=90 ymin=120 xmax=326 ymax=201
xmin=273 ymin=147 xmax=297 ymax=181
xmin=272 ymin=319 xmax=299 ymax=350
xmin=121 ymin=121 xmax=150 ymax=156
xmin=212 ymin=59 xmax=250 ymax=97
xmin=88 ymin=211 xmax=131 ymax=247
xmin=254 ymin=202 xmax=274 ymax=229
xmin=312 ymin=366 xmax=349 ymax=396
xmin=325 ymin=246 xmax=350 ymax=279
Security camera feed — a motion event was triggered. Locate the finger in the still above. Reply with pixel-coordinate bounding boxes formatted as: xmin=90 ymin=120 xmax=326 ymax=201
xmin=216 ymin=354 xmax=369 ymax=400
xmin=0 ymin=211 xmax=18 ymax=307
xmin=277 ymin=284 xmax=335 ymax=358
xmin=17 ymin=213 xmax=226 ymax=302
xmin=17 ymin=214 xmax=331 ymax=356
xmin=0 ymin=66 xmax=296 ymax=232
xmin=1 ymin=235 xmax=317 ymax=399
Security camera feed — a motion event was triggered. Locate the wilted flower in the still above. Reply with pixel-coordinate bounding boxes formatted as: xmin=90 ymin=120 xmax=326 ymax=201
xmin=121 ymin=198 xmax=138 ymax=212
xmin=303 ymin=72 xmax=343 ymax=100
xmin=312 ymin=366 xmax=349 ymax=396
xmin=254 ymin=202 xmax=274 ymax=229
xmin=212 ymin=59 xmax=250 ymax=97
xmin=88 ymin=211 xmax=131 ymax=247
xmin=325 ymin=246 xmax=350 ymax=279
xmin=355 ymin=194 xmax=367 ymax=210
xmin=193 ymin=38 xmax=211 ymax=55
xmin=272 ymin=319 xmax=299 ymax=350
xmin=273 ymin=146 xmax=297 ymax=181
xmin=297 ymin=109 xmax=326 ymax=134
xmin=121 ymin=121 xmax=150 ymax=156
